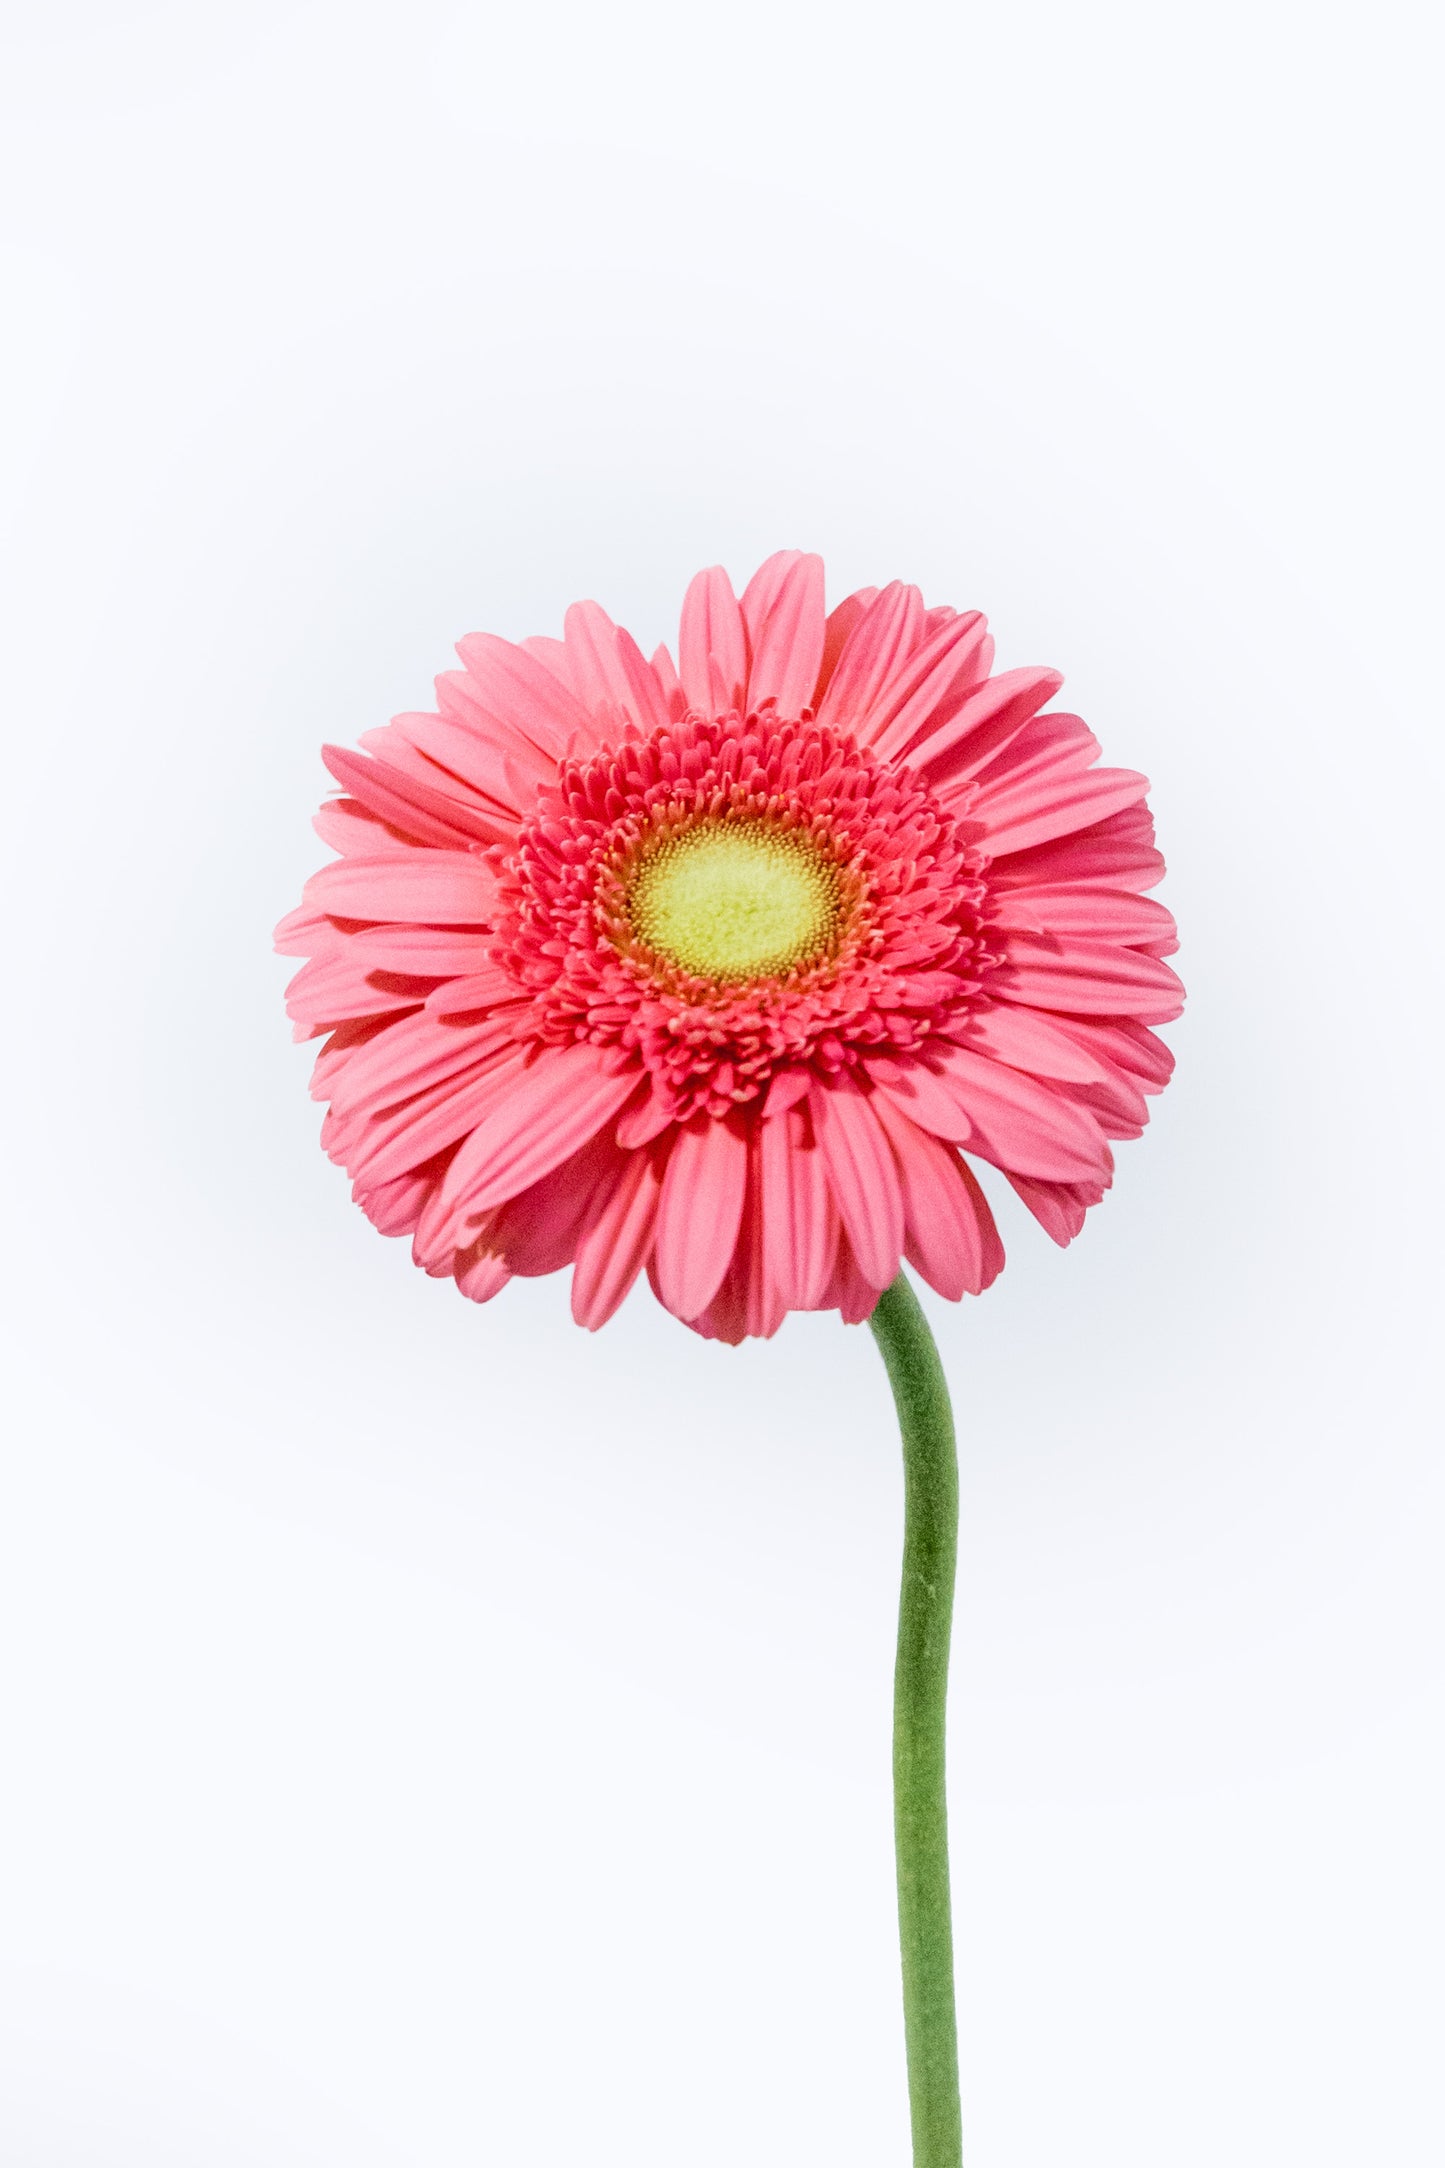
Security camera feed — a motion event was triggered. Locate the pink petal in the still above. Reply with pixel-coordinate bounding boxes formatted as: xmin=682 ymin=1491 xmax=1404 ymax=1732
xmin=958 ymin=1003 xmax=1123 ymax=1086
xmin=425 ymin=965 xmax=529 ymax=1017
xmin=653 ymin=648 xmax=688 ymax=723
xmin=348 ymin=925 xmax=499 ymax=974
xmin=975 ymin=766 xmax=1151 ymax=859
xmin=986 ymin=883 xmax=1178 ymax=948
xmin=304 ymin=851 xmax=497 ymax=926
xmin=821 ymin=1237 xmax=884 ymax=1324
xmin=962 ymin=1010 xmax=1152 ymax=1137
xmin=863 ymin=612 xmax=994 ymax=759
xmin=440 ymin=1044 xmax=642 ymax=1230
xmin=684 ymin=1290 xmax=748 ymax=1345
xmin=325 ymin=1011 xmax=517 ymax=1123
xmin=432 ymin=674 xmax=564 ymax=781
xmin=957 ymin=1159 xmax=1006 ymax=1288
xmin=490 ymin=1131 xmax=626 ymax=1277
xmin=1004 ymin=1170 xmax=1107 ymax=1246
xmin=810 ymin=1073 xmax=905 ymax=1292
xmin=286 ymin=953 xmax=424 ymax=1038
xmin=274 ymin=905 xmax=337 ymax=957
xmin=344 ymin=1077 xmax=517 ymax=1176
xmin=991 ymin=932 xmax=1185 ymax=1020
xmin=813 ymin=586 xmax=879 ymax=705
xmin=354 ymin=1166 xmax=437 ymax=1239
xmin=652 ymin=1113 xmax=749 ymax=1322
xmin=317 ymin=777 xmax=461 ymax=854
xmin=707 ymin=654 xmax=737 ymax=715
xmin=388 ymin=706 xmax=547 ymax=817
xmin=571 ymin=1145 xmax=665 ymax=1329
xmin=739 ymin=551 xmax=827 ymax=717
xmin=455 ymin=1241 xmax=513 ymax=1304
xmin=1065 ymin=1073 xmax=1149 ymax=1140
xmin=454 ymin=632 xmax=595 ymax=754
xmin=561 ymin=601 xmax=671 ymax=733
xmin=313 ymin=800 xmax=418 ymax=857
xmin=1045 ymin=1015 xmax=1176 ymax=1091
xmin=985 ymin=804 xmax=1166 ymax=892
xmin=862 ymin=1054 xmax=975 ymax=1144
xmin=814 ymin=582 xmax=926 ymax=738
xmin=738 ymin=1133 xmax=780 ymax=1339
xmin=615 ymin=1080 xmax=678 ymax=1148
xmin=345 ymin=1050 xmax=530 ymax=1188
xmin=906 ymin=667 xmax=1065 ymax=784
xmin=688 ymin=1132 xmax=773 ymax=1344
xmin=412 ymin=1173 xmax=486 ymax=1273
xmin=321 ymin=745 xmax=504 ymax=849
xmin=519 ymin=634 xmax=573 ymax=684
xmin=760 ymin=1101 xmax=839 ymax=1311
xmin=309 ymin=1014 xmax=394 ymax=1102
xmin=870 ymin=1095 xmax=1004 ymax=1300
xmin=967 ymin=709 xmax=1098 ymax=792
xmin=359 ymin=712 xmax=511 ymax=794
xmin=763 ymin=1065 xmax=814 ymax=1120
xmin=928 ymin=1045 xmax=1114 ymax=1183
xmin=678 ymin=565 xmax=748 ymax=715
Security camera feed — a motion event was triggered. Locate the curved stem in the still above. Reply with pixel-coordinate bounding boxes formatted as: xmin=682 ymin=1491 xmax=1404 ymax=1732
xmin=869 ymin=1274 xmax=962 ymax=2168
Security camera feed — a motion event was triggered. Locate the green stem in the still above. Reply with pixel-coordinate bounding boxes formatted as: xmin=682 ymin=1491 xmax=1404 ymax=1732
xmin=869 ymin=1274 xmax=962 ymax=2168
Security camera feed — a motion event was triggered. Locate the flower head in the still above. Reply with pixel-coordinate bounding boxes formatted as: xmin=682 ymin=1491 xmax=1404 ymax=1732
xmin=277 ymin=554 xmax=1181 ymax=1340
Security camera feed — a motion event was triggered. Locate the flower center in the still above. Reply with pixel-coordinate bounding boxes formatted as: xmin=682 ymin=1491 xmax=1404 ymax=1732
xmin=627 ymin=818 xmax=843 ymax=982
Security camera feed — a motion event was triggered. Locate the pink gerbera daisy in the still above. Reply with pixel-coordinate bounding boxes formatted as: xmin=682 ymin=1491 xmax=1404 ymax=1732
xmin=276 ymin=553 xmax=1181 ymax=1341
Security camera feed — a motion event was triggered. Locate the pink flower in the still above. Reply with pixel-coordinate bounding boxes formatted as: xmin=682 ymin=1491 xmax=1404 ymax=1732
xmin=277 ymin=554 xmax=1181 ymax=1341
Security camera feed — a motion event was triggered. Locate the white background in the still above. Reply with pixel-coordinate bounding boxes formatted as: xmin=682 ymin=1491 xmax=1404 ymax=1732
xmin=2 ymin=2 xmax=1440 ymax=2162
